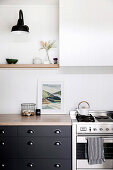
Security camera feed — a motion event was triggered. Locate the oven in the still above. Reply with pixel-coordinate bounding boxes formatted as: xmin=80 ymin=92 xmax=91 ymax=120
xmin=77 ymin=135 xmax=113 ymax=169
xmin=72 ymin=123 xmax=113 ymax=170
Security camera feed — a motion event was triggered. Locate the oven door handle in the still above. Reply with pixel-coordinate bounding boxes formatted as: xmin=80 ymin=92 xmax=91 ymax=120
xmin=104 ymin=137 xmax=113 ymax=140
xmin=77 ymin=136 xmax=113 ymax=143
xmin=85 ymin=137 xmax=113 ymax=140
xmin=85 ymin=136 xmax=113 ymax=140
xmin=85 ymin=137 xmax=113 ymax=143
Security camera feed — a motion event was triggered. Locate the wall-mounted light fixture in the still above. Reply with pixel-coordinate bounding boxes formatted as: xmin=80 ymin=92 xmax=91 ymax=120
xmin=11 ymin=9 xmax=29 ymax=33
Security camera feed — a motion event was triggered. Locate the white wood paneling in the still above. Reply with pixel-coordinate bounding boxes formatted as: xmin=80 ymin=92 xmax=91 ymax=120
xmin=60 ymin=0 xmax=113 ymax=66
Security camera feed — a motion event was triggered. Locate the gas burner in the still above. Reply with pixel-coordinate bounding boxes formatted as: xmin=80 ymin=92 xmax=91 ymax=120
xmin=95 ymin=115 xmax=113 ymax=122
xmin=76 ymin=114 xmax=95 ymax=122
xmin=95 ymin=116 xmax=109 ymax=119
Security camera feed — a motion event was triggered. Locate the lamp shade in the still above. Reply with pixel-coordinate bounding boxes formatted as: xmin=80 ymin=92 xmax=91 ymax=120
xmin=11 ymin=10 xmax=29 ymax=33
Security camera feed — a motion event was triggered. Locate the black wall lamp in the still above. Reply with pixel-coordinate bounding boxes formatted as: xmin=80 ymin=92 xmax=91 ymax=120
xmin=11 ymin=9 xmax=29 ymax=33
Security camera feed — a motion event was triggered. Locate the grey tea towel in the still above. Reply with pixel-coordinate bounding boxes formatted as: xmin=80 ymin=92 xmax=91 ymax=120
xmin=87 ymin=137 xmax=105 ymax=165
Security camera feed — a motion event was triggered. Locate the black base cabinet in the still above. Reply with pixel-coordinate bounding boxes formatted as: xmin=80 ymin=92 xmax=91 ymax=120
xmin=18 ymin=159 xmax=71 ymax=170
xmin=0 ymin=126 xmax=72 ymax=170
xmin=18 ymin=137 xmax=71 ymax=159
xmin=0 ymin=159 xmax=18 ymax=170
xmin=0 ymin=159 xmax=71 ymax=170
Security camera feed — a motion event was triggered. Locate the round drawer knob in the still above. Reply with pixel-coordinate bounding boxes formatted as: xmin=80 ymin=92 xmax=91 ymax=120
xmin=54 ymin=130 xmax=61 ymax=134
xmin=0 ymin=141 xmax=5 ymax=146
xmin=0 ymin=130 xmax=5 ymax=134
xmin=27 ymin=130 xmax=34 ymax=134
xmin=54 ymin=141 xmax=61 ymax=146
xmin=54 ymin=164 xmax=61 ymax=168
xmin=1 ymin=164 xmax=5 ymax=167
xmin=27 ymin=141 xmax=33 ymax=146
xmin=27 ymin=163 xmax=34 ymax=167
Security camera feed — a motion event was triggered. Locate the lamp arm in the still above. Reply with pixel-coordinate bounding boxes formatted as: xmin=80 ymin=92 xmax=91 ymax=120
xmin=18 ymin=10 xmax=24 ymax=25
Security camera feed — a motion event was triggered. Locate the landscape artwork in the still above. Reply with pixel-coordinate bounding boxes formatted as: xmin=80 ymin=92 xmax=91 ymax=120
xmin=42 ymin=84 xmax=61 ymax=110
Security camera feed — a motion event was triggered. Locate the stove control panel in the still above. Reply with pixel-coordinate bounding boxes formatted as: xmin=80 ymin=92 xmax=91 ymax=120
xmin=77 ymin=124 xmax=113 ymax=134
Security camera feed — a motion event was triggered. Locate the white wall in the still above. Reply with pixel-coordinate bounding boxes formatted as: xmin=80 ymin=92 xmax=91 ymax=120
xmin=0 ymin=2 xmax=113 ymax=114
xmin=0 ymin=0 xmax=58 ymax=5
xmin=0 ymin=5 xmax=59 ymax=64
xmin=0 ymin=68 xmax=113 ymax=114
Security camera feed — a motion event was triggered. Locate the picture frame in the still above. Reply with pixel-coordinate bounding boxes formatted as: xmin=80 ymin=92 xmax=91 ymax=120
xmin=37 ymin=79 xmax=65 ymax=114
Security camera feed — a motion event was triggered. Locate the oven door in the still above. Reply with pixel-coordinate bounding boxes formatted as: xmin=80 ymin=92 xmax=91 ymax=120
xmin=77 ymin=135 xmax=113 ymax=169
xmin=78 ymin=169 xmax=112 ymax=170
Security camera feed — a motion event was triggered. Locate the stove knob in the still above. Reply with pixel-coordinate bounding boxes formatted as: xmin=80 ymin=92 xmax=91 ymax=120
xmin=89 ymin=127 xmax=91 ymax=131
xmin=106 ymin=128 xmax=109 ymax=131
xmin=100 ymin=128 xmax=103 ymax=131
xmin=93 ymin=128 xmax=97 ymax=131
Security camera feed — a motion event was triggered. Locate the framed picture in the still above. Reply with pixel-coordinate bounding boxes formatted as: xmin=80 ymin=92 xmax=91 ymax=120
xmin=37 ymin=80 xmax=65 ymax=114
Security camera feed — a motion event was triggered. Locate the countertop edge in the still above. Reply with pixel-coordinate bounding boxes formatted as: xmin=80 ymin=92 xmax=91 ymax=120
xmin=0 ymin=122 xmax=72 ymax=126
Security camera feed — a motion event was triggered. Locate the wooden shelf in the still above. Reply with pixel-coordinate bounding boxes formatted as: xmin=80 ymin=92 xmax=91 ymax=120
xmin=0 ymin=64 xmax=59 ymax=68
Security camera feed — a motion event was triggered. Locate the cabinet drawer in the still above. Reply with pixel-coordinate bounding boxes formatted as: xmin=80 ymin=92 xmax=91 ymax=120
xmin=18 ymin=159 xmax=71 ymax=170
xmin=18 ymin=137 xmax=71 ymax=159
xmin=0 ymin=126 xmax=17 ymax=137
xmin=0 ymin=159 xmax=18 ymax=170
xmin=18 ymin=126 xmax=71 ymax=137
xmin=0 ymin=137 xmax=18 ymax=158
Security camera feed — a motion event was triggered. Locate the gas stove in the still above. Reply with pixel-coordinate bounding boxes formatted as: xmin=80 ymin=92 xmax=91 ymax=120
xmin=70 ymin=110 xmax=113 ymax=133
xmin=76 ymin=113 xmax=113 ymax=122
xmin=70 ymin=110 xmax=113 ymax=123
xmin=71 ymin=110 xmax=113 ymax=170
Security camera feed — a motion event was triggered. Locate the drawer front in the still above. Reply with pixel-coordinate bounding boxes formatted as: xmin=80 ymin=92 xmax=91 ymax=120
xmin=0 ymin=137 xmax=18 ymax=158
xmin=18 ymin=126 xmax=71 ymax=137
xmin=0 ymin=126 xmax=17 ymax=137
xmin=18 ymin=137 xmax=71 ymax=159
xmin=0 ymin=159 xmax=18 ymax=170
xmin=0 ymin=159 xmax=71 ymax=170
xmin=18 ymin=159 xmax=71 ymax=170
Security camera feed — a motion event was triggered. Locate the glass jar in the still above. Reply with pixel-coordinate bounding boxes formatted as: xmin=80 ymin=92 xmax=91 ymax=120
xmin=21 ymin=103 xmax=36 ymax=116
xmin=33 ymin=57 xmax=42 ymax=64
